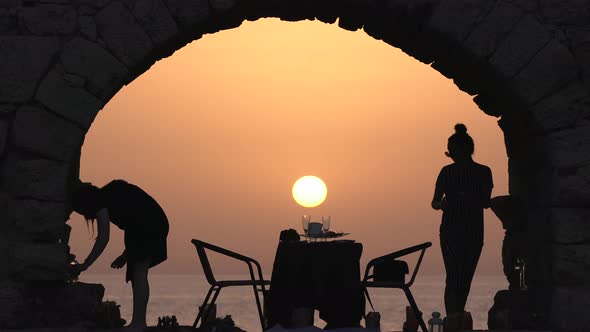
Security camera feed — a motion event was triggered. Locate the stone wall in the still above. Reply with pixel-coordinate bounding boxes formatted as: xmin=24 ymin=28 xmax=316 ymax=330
xmin=0 ymin=0 xmax=588 ymax=330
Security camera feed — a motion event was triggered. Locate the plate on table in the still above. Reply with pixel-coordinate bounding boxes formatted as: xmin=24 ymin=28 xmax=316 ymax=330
xmin=300 ymin=232 xmax=350 ymax=239
xmin=333 ymin=239 xmax=355 ymax=243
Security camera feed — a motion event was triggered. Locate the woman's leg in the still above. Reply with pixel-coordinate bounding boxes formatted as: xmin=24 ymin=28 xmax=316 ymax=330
xmin=130 ymin=258 xmax=151 ymax=328
xmin=440 ymin=232 xmax=461 ymax=314
xmin=456 ymin=242 xmax=482 ymax=312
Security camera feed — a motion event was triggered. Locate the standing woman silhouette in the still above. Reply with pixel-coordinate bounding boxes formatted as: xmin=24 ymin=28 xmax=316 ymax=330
xmin=431 ymin=124 xmax=493 ymax=316
xmin=70 ymin=179 xmax=169 ymax=329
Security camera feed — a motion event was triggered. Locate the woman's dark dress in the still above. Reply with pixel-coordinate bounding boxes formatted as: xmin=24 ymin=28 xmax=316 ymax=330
xmin=435 ymin=161 xmax=493 ymax=314
xmin=100 ymin=180 xmax=169 ymax=282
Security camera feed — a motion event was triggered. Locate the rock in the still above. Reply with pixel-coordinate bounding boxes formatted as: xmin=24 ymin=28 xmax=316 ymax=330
xmin=464 ymin=2 xmax=523 ymax=58
xmin=539 ymin=0 xmax=590 ymax=26
xmin=544 ymin=125 xmax=590 ymax=168
xmin=210 ymin=0 xmax=237 ymax=12
xmin=549 ymin=208 xmax=590 ymax=244
xmin=123 ymin=0 xmax=179 ymax=46
xmin=0 ymin=36 xmax=59 ymax=103
xmin=1 ymin=152 xmax=72 ymax=201
xmin=35 ymin=68 xmax=104 ymax=129
xmin=490 ymin=15 xmax=551 ymax=78
xmin=95 ymin=2 xmax=154 ymax=68
xmin=61 ymin=37 xmax=129 ymax=100
xmin=511 ymin=38 xmax=579 ymax=105
xmin=0 ymin=281 xmax=120 ymax=329
xmin=529 ymin=82 xmax=589 ymax=133
xmin=0 ymin=8 xmax=17 ymax=34
xmin=488 ymin=290 xmax=511 ymax=329
xmin=551 ymin=286 xmax=590 ymax=331
xmin=427 ymin=0 xmax=495 ymax=45
xmin=552 ymin=163 xmax=590 ymax=206
xmin=6 ymin=199 xmax=69 ymax=241
xmin=552 ymin=244 xmax=590 ymax=286
xmin=165 ymin=0 xmax=210 ymax=28
xmin=78 ymin=15 xmax=97 ymax=40
xmin=22 ymin=4 xmax=76 ymax=35
xmin=0 ymin=281 xmax=27 ymax=329
xmin=490 ymin=195 xmax=526 ymax=230
xmin=12 ymin=105 xmax=85 ymax=161
xmin=10 ymin=242 xmax=68 ymax=281
xmin=74 ymin=0 xmax=111 ymax=8
xmin=0 ymin=117 xmax=7 ymax=158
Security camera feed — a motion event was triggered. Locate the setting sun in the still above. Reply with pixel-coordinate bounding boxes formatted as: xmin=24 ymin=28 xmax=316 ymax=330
xmin=292 ymin=176 xmax=328 ymax=208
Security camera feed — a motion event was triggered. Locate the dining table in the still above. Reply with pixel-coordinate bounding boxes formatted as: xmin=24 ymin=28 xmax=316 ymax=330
xmin=266 ymin=239 xmax=365 ymax=329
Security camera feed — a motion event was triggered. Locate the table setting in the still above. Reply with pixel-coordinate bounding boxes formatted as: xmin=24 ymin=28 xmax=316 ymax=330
xmin=267 ymin=214 xmax=364 ymax=330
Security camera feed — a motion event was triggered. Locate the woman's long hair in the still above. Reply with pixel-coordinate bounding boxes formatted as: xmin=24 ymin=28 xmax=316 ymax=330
xmin=72 ymin=182 xmax=102 ymax=237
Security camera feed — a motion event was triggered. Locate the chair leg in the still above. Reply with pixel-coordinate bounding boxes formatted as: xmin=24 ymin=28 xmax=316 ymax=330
xmin=194 ymin=286 xmax=215 ymax=328
xmin=202 ymin=287 xmax=222 ymax=327
xmin=402 ymin=287 xmax=428 ymax=332
xmin=252 ymin=285 xmax=266 ymax=330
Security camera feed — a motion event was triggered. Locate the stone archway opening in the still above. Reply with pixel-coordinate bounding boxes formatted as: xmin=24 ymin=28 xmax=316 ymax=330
xmin=71 ymin=18 xmax=508 ymax=330
xmin=1 ymin=1 xmax=588 ymax=331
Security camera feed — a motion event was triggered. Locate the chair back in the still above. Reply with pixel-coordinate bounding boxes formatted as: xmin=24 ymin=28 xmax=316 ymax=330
xmin=191 ymin=239 xmax=217 ymax=286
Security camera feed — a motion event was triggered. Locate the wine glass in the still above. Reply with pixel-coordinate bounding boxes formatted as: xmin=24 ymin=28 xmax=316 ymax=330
xmin=322 ymin=216 xmax=331 ymax=240
xmin=302 ymin=215 xmax=311 ymax=240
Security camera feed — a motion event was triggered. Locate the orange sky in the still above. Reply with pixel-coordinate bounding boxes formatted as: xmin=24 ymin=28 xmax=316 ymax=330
xmin=69 ymin=19 xmax=509 ymax=277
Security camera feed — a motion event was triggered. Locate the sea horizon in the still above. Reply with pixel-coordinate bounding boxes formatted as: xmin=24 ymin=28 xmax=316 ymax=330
xmin=81 ymin=273 xmax=508 ymax=331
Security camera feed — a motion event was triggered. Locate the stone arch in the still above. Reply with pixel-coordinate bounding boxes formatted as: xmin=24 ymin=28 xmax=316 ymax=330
xmin=0 ymin=0 xmax=588 ymax=330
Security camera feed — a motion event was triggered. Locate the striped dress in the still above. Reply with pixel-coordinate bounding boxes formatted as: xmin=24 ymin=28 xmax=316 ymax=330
xmin=435 ymin=161 xmax=493 ymax=314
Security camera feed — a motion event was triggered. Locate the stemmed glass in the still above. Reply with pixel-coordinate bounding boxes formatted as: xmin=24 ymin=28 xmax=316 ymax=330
xmin=302 ymin=215 xmax=311 ymax=242
xmin=322 ymin=216 xmax=331 ymax=241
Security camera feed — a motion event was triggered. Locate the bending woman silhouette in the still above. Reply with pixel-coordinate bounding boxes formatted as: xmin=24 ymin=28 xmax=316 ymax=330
xmin=71 ymin=179 xmax=169 ymax=329
xmin=431 ymin=124 xmax=493 ymax=315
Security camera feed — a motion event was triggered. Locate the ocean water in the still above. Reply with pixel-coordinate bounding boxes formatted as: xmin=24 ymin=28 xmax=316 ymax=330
xmin=80 ymin=274 xmax=507 ymax=331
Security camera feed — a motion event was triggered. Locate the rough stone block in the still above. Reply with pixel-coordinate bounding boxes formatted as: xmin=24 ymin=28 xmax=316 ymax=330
xmin=210 ymin=0 xmax=236 ymax=12
xmin=464 ymin=2 xmax=523 ymax=58
xmin=551 ymin=286 xmax=590 ymax=330
xmin=549 ymin=208 xmax=590 ymax=244
xmin=427 ymin=0 xmax=495 ymax=44
xmin=10 ymin=242 xmax=68 ymax=280
xmin=12 ymin=105 xmax=85 ymax=161
xmin=539 ymin=0 xmax=590 ymax=26
xmin=0 ymin=8 xmax=17 ymax=34
xmin=2 ymin=153 xmax=71 ymax=201
xmin=123 ymin=0 xmax=179 ymax=46
xmin=552 ymin=244 xmax=590 ymax=285
xmin=530 ymin=82 xmax=589 ymax=133
xmin=35 ymin=68 xmax=103 ymax=129
xmin=0 ymin=117 xmax=7 ymax=159
xmin=0 ymin=37 xmax=59 ymax=103
xmin=22 ymin=4 xmax=76 ymax=35
xmin=490 ymin=15 xmax=551 ymax=78
xmin=78 ymin=15 xmax=97 ymax=40
xmin=511 ymin=38 xmax=579 ymax=105
xmin=551 ymin=163 xmax=590 ymax=207
xmin=74 ymin=0 xmax=111 ymax=8
xmin=545 ymin=125 xmax=590 ymax=168
xmin=0 ymin=281 xmax=26 ymax=328
xmin=164 ymin=0 xmax=210 ymax=28
xmin=7 ymin=199 xmax=69 ymax=240
xmin=95 ymin=1 xmax=154 ymax=68
xmin=61 ymin=37 xmax=129 ymax=99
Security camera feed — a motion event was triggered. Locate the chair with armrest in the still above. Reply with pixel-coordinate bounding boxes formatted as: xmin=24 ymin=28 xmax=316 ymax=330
xmin=191 ymin=239 xmax=270 ymax=330
xmin=362 ymin=242 xmax=432 ymax=332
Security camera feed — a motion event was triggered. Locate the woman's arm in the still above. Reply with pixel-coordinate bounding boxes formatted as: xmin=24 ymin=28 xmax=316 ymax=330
xmin=431 ymin=186 xmax=445 ymax=210
xmin=432 ymin=168 xmax=446 ymax=210
xmin=81 ymin=208 xmax=110 ymax=270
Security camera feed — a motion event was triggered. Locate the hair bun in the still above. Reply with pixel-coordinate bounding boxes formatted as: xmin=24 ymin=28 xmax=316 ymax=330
xmin=454 ymin=123 xmax=467 ymax=135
